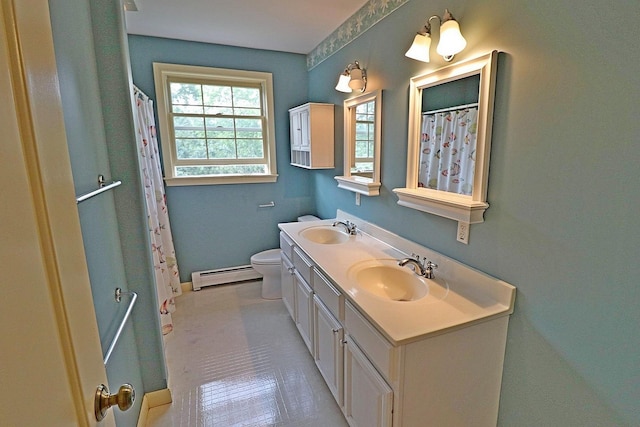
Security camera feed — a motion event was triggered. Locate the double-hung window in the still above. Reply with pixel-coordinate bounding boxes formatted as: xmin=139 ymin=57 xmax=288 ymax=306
xmin=153 ymin=63 xmax=278 ymax=185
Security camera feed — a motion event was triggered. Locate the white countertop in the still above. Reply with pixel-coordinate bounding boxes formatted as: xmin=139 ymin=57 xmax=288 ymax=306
xmin=279 ymin=218 xmax=515 ymax=345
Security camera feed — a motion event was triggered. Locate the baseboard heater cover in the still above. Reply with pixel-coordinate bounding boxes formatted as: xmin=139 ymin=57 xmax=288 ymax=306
xmin=191 ymin=265 xmax=261 ymax=291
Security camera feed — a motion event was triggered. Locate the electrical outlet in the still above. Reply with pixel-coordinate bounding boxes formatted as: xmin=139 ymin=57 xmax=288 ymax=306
xmin=457 ymin=221 xmax=469 ymax=244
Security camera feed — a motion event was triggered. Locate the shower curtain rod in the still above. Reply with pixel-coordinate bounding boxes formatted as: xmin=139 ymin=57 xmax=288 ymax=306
xmin=133 ymin=84 xmax=149 ymax=101
xmin=423 ymin=102 xmax=478 ymax=116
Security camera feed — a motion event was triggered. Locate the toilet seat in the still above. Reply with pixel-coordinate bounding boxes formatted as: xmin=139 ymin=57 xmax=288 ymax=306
xmin=250 ymin=248 xmax=281 ymax=265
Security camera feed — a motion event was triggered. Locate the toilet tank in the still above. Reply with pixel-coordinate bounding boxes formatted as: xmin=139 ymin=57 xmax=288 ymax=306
xmin=298 ymin=215 xmax=320 ymax=222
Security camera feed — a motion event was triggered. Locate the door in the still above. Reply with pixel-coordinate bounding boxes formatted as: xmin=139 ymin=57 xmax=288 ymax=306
xmin=313 ymin=295 xmax=344 ymax=406
xmin=0 ymin=1 xmax=114 ymax=425
xmin=344 ymin=338 xmax=393 ymax=427
xmin=294 ymin=272 xmax=314 ymax=354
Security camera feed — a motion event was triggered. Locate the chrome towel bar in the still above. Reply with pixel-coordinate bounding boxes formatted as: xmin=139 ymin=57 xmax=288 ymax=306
xmin=76 ymin=174 xmax=122 ymax=204
xmin=103 ymin=288 xmax=138 ymax=365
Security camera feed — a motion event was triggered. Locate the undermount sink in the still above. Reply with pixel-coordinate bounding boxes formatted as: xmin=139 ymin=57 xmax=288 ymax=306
xmin=348 ymin=259 xmax=429 ymax=302
xmin=299 ymin=226 xmax=349 ymax=244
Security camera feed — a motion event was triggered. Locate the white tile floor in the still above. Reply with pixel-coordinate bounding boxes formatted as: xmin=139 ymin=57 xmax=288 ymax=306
xmin=146 ymin=281 xmax=349 ymax=427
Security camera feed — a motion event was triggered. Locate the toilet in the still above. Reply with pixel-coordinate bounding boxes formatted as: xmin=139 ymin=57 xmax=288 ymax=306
xmin=251 ymin=215 xmax=319 ymax=299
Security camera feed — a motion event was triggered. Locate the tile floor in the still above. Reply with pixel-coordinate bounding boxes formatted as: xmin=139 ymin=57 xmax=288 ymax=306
xmin=146 ymin=281 xmax=349 ymax=427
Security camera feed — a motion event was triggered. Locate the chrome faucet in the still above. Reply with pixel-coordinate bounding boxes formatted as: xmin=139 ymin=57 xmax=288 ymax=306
xmin=398 ymin=254 xmax=438 ymax=279
xmin=332 ymin=220 xmax=357 ymax=235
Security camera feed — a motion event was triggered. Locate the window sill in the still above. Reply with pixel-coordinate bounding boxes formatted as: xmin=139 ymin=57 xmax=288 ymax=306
xmin=165 ymin=174 xmax=278 ymax=186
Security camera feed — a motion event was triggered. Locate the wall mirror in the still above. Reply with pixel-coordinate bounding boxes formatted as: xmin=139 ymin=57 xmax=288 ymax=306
xmin=393 ymin=51 xmax=498 ymax=242
xmin=335 ymin=89 xmax=382 ymax=197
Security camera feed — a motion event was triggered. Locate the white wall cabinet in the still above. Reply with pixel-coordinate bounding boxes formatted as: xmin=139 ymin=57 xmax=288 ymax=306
xmin=289 ymin=102 xmax=334 ymax=169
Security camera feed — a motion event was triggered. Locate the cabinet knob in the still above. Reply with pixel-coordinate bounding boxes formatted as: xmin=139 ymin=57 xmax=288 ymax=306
xmin=332 ymin=329 xmax=340 ymax=334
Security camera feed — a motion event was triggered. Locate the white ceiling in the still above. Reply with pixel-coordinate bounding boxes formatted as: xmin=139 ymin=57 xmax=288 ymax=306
xmin=124 ymin=0 xmax=369 ymax=54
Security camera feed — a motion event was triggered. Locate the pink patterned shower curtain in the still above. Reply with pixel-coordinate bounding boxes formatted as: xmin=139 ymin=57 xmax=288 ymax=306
xmin=418 ymin=107 xmax=478 ymax=195
xmin=133 ymin=87 xmax=182 ymax=335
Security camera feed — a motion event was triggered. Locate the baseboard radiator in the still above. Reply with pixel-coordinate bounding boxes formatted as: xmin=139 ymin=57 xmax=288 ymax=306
xmin=191 ymin=265 xmax=261 ymax=291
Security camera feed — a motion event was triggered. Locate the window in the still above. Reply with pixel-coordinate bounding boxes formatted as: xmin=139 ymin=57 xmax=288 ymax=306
xmin=153 ymin=63 xmax=278 ymax=185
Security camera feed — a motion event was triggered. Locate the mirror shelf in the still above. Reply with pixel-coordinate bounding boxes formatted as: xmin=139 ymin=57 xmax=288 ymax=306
xmin=336 ymin=175 xmax=381 ymax=196
xmin=393 ymin=51 xmax=498 ymax=237
xmin=335 ymin=89 xmax=382 ymax=197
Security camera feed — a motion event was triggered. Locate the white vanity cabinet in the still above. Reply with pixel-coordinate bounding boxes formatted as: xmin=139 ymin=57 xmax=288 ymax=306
xmin=278 ymin=217 xmax=516 ymax=427
xmin=289 ymin=103 xmax=334 ymax=169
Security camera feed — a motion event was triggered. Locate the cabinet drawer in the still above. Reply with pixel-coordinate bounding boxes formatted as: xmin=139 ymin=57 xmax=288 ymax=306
xmin=345 ymin=301 xmax=395 ymax=381
xmin=313 ymin=269 xmax=343 ymax=321
xmin=279 ymin=232 xmax=295 ymax=261
xmin=293 ymin=246 xmax=314 ymax=287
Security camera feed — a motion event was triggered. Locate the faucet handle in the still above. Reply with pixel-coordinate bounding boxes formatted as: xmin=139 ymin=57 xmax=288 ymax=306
xmin=424 ymin=261 xmax=437 ymax=279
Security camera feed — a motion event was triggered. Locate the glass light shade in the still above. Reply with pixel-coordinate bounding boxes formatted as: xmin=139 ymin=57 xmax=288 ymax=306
xmin=405 ymin=33 xmax=431 ymax=62
xmin=436 ymin=20 xmax=466 ymax=57
xmin=335 ymin=73 xmax=352 ymax=93
xmin=348 ymin=68 xmax=365 ymax=91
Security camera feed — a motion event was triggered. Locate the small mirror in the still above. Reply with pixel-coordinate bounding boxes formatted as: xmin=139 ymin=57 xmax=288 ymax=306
xmin=394 ymin=51 xmax=498 ymax=230
xmin=335 ymin=90 xmax=382 ymax=196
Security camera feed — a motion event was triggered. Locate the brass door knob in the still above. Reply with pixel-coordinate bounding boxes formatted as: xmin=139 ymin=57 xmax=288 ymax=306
xmin=94 ymin=383 xmax=135 ymax=421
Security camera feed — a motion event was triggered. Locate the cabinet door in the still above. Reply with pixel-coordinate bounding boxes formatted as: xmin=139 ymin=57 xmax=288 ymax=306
xmin=299 ymin=108 xmax=310 ymax=149
xmin=294 ymin=272 xmax=314 ymax=354
xmin=280 ymin=254 xmax=296 ymax=320
xmin=290 ymin=109 xmax=303 ymax=149
xmin=313 ymin=295 xmax=344 ymax=406
xmin=344 ymin=337 xmax=393 ymax=427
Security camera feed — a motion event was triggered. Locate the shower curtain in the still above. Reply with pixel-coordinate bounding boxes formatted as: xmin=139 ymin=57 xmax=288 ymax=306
xmin=418 ymin=107 xmax=478 ymax=195
xmin=133 ymin=87 xmax=182 ymax=335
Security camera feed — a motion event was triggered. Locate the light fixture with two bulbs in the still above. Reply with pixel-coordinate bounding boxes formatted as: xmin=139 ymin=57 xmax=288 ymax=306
xmin=335 ymin=61 xmax=367 ymax=93
xmin=405 ymin=9 xmax=467 ymax=63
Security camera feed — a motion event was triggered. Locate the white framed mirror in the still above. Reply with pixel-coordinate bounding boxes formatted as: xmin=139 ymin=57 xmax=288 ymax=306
xmin=393 ymin=51 xmax=498 ymax=242
xmin=335 ymin=89 xmax=382 ymax=196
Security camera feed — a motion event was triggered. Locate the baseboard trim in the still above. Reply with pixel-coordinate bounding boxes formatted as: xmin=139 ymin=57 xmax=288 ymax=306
xmin=181 ymin=282 xmax=192 ymax=293
xmin=136 ymin=388 xmax=172 ymax=427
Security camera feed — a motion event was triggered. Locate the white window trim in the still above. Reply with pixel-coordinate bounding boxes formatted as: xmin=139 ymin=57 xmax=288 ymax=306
xmin=153 ymin=62 xmax=278 ymax=186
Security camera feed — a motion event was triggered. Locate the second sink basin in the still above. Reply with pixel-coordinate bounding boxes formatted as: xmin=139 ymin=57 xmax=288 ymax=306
xmin=348 ymin=259 xmax=429 ymax=302
xmin=299 ymin=226 xmax=349 ymax=244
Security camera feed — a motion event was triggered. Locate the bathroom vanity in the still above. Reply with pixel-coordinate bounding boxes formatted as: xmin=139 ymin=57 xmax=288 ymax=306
xmin=278 ymin=211 xmax=515 ymax=427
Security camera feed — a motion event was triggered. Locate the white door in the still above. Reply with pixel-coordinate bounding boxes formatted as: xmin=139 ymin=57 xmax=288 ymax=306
xmin=344 ymin=338 xmax=393 ymax=427
xmin=0 ymin=1 xmax=115 ymax=425
xmin=313 ymin=295 xmax=344 ymax=406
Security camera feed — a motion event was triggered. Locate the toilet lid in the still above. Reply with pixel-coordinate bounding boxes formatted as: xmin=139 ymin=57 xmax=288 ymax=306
xmin=251 ymin=248 xmax=281 ymax=265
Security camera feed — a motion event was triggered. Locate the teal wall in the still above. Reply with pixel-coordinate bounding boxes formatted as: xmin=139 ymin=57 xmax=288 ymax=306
xmin=50 ymin=1 xmax=166 ymax=425
xmin=305 ymin=0 xmax=639 ymax=426
xmin=128 ymin=36 xmax=314 ymax=282
xmin=128 ymin=0 xmax=639 ymax=425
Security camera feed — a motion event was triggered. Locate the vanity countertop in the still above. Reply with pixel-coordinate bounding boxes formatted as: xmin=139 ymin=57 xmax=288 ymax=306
xmin=279 ymin=219 xmax=515 ymax=345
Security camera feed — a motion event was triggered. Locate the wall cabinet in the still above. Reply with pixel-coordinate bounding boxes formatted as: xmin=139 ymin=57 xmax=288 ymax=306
xmin=289 ymin=103 xmax=334 ymax=169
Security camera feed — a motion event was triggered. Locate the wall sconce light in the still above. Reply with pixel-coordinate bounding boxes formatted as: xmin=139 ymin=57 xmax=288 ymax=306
xmin=335 ymin=61 xmax=367 ymax=93
xmin=405 ymin=9 xmax=467 ymax=63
